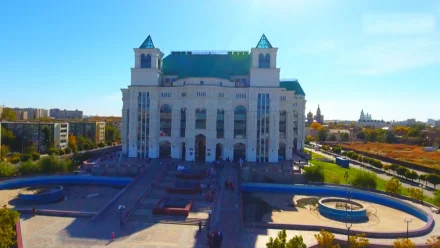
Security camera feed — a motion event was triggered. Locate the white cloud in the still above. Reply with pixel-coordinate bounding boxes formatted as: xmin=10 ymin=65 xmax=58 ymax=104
xmin=363 ymin=13 xmax=436 ymax=35
xmin=340 ymin=37 xmax=440 ymax=75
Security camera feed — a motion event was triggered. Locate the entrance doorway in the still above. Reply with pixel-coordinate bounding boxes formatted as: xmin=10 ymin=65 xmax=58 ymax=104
xmin=159 ymin=141 xmax=171 ymax=159
xmin=293 ymin=138 xmax=298 ymax=153
xmin=233 ymin=143 xmax=246 ymax=161
xmin=215 ymin=143 xmax=223 ymax=160
xmin=195 ymin=134 xmax=206 ymax=161
xmin=181 ymin=142 xmax=186 ymax=160
xmin=278 ymin=142 xmax=286 ymax=160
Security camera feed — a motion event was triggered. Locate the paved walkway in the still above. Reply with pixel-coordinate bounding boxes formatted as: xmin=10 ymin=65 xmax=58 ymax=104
xmin=211 ymin=162 xmax=242 ymax=247
xmin=308 ymin=148 xmax=436 ymax=198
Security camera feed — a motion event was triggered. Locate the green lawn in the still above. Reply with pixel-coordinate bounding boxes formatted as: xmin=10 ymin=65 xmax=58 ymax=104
xmin=310 ymin=159 xmax=434 ymax=204
xmin=304 ymin=148 xmax=328 ymax=160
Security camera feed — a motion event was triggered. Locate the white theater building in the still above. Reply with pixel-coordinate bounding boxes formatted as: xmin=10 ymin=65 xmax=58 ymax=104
xmin=121 ymin=34 xmax=306 ymax=163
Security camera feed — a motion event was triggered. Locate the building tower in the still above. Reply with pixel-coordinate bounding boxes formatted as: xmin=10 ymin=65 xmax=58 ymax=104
xmin=307 ymin=111 xmax=314 ymax=126
xmin=315 ymin=105 xmax=323 ymax=124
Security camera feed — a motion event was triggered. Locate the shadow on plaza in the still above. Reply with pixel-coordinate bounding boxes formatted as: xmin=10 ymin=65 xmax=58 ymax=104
xmin=57 ymin=158 xmax=221 ymax=248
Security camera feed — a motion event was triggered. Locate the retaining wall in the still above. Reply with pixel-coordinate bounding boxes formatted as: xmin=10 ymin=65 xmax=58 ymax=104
xmin=0 ymin=175 xmax=132 ymax=190
xmin=242 ymin=183 xmax=434 ymax=238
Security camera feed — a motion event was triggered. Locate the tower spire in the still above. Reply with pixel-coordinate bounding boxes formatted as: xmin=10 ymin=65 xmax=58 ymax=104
xmin=139 ymin=35 xmax=155 ymax=49
xmin=256 ymin=34 xmax=273 ymax=48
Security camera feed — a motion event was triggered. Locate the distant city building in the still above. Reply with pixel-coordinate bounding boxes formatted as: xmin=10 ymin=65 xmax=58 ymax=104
xmin=435 ymin=120 xmax=440 ymax=127
xmin=427 ymin=119 xmax=436 ymax=126
xmin=50 ymin=109 xmax=83 ymax=120
xmin=11 ymin=108 xmax=50 ymax=120
xmin=1 ymin=122 xmax=69 ymax=151
xmin=69 ymin=121 xmax=106 ymax=144
xmin=357 ymin=110 xmax=387 ymax=128
xmin=306 ymin=111 xmax=314 ymax=126
xmin=315 ymin=105 xmax=324 ymax=124
xmin=328 ymin=129 xmax=351 ymax=141
xmin=407 ymin=119 xmax=416 ymax=126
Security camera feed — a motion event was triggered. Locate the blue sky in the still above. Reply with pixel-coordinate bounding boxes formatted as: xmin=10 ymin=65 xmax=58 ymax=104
xmin=0 ymin=0 xmax=439 ymax=121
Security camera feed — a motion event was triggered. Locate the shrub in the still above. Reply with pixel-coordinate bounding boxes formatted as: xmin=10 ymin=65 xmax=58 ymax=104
xmin=20 ymin=154 xmax=32 ymax=162
xmin=351 ymin=171 xmax=377 ymax=189
xmin=38 ymin=156 xmax=70 ymax=174
xmin=83 ymin=143 xmax=90 ymax=150
xmin=314 ymin=229 xmax=340 ymax=248
xmin=0 ymin=162 xmax=17 ymax=177
xmin=31 ymin=152 xmax=40 ymax=161
xmin=332 ymin=146 xmax=342 ymax=154
xmin=48 ymin=148 xmax=59 ymax=156
xmin=98 ymin=142 xmax=105 ymax=148
xmin=427 ymin=174 xmax=440 ymax=189
xmin=396 ymin=166 xmax=408 ymax=177
xmin=408 ymin=188 xmax=424 ymax=202
xmin=0 ymin=208 xmax=20 ymax=248
xmin=266 ymin=229 xmax=306 ymax=248
xmin=405 ymin=170 xmax=418 ymax=181
xmin=58 ymin=149 xmax=65 ymax=155
xmin=393 ymin=238 xmax=415 ymax=248
xmin=9 ymin=156 xmax=21 ymax=164
xmin=384 ymin=178 xmax=402 ymax=194
xmin=64 ymin=147 xmax=72 ymax=154
xmin=18 ymin=161 xmax=41 ymax=175
xmin=348 ymin=233 xmax=369 ymax=248
xmin=304 ymin=165 xmax=325 ymax=182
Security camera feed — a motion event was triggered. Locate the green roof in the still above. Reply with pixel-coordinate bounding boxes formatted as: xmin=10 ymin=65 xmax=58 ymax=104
xmin=162 ymin=52 xmax=251 ymax=80
xmin=256 ymin=34 xmax=273 ymax=48
xmin=280 ymin=80 xmax=306 ymax=96
xmin=139 ymin=35 xmax=155 ymax=49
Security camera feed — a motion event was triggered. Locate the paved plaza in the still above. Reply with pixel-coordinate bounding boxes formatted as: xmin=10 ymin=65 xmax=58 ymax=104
xmin=12 ymin=155 xmax=440 ymax=247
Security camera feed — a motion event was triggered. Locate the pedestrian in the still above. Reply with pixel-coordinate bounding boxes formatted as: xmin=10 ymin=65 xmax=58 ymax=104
xmin=198 ymin=221 xmax=202 ymax=231
xmin=111 ymin=232 xmax=115 ymax=241
xmin=199 ymin=186 xmax=203 ymax=196
xmin=32 ymin=206 xmax=36 ymax=216
xmin=299 ymin=159 xmax=301 ymax=164
xmin=224 ymin=180 xmax=228 ymax=189
xmin=231 ymin=183 xmax=235 ymax=191
xmin=207 ymin=182 xmax=210 ymax=189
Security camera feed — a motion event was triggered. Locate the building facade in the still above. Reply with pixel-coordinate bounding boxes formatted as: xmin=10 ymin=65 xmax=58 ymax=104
xmin=357 ymin=110 xmax=387 ymax=128
xmin=50 ymin=109 xmax=83 ymax=119
xmin=69 ymin=122 xmax=106 ymax=144
xmin=120 ymin=35 xmax=306 ymax=162
xmin=1 ymin=122 xmax=69 ymax=152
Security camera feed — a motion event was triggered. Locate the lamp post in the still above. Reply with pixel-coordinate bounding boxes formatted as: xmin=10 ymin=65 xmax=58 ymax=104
xmin=118 ymin=205 xmax=126 ymax=226
xmin=404 ymin=217 xmax=412 ymax=240
xmin=344 ymin=172 xmax=352 ymax=246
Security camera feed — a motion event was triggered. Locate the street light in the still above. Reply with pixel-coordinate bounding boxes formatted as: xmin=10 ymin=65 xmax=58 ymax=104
xmin=118 ymin=205 xmax=126 ymax=226
xmin=344 ymin=172 xmax=352 ymax=246
xmin=404 ymin=217 xmax=412 ymax=240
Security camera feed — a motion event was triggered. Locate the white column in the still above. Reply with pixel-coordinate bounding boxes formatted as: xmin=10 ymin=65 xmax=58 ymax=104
xmin=185 ymin=108 xmax=196 ymax=161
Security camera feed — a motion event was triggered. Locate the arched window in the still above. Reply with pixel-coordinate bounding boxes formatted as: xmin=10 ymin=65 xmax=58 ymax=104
xmin=195 ymin=108 xmax=206 ymax=129
xmin=141 ymin=54 xmax=152 ymax=68
xmin=234 ymin=106 xmax=247 ymax=138
xmin=160 ymin=104 xmax=172 ymax=136
xmin=180 ymin=109 xmax=186 ymax=137
xmin=258 ymin=53 xmax=270 ymax=68
xmin=216 ymin=110 xmax=225 ymax=138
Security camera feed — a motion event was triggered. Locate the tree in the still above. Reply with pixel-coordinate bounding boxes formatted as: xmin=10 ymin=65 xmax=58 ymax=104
xmin=0 ymin=207 xmax=20 ymax=247
xmin=332 ymin=146 xmax=342 ymax=154
xmin=419 ymin=174 xmax=428 ymax=186
xmin=311 ymin=122 xmax=322 ymax=130
xmin=393 ymin=238 xmax=415 ymax=248
xmin=0 ymin=107 xmax=17 ymax=121
xmin=304 ymin=165 xmax=325 ymax=183
xmin=426 ymin=235 xmax=440 ymax=248
xmin=396 ymin=166 xmax=408 ymax=178
xmin=68 ymin=134 xmax=78 ymax=152
xmin=384 ymin=178 xmax=402 ymax=194
xmin=105 ymin=125 xmax=118 ymax=142
xmin=405 ymin=170 xmax=418 ymax=181
xmin=351 ymin=171 xmax=377 ymax=189
xmin=340 ymin=133 xmax=350 ymax=142
xmin=0 ymin=145 xmax=10 ymax=161
xmin=1 ymin=127 xmax=16 ymax=147
xmin=356 ymin=131 xmax=365 ymax=140
xmin=328 ymin=134 xmax=337 ymax=141
xmin=266 ymin=229 xmax=306 ymax=248
xmin=394 ymin=126 xmax=409 ymax=136
xmin=318 ymin=128 xmax=328 ymax=142
xmin=314 ymin=229 xmax=340 ymax=248
xmin=427 ymin=174 xmax=440 ymax=189
xmin=389 ymin=164 xmax=399 ymax=175
xmin=0 ymin=162 xmax=17 ymax=177
xmin=48 ymin=148 xmax=59 ymax=156
xmin=408 ymin=188 xmax=424 ymax=202
xmin=384 ymin=131 xmax=397 ymax=143
xmin=41 ymin=125 xmax=52 ymax=149
xmin=18 ymin=160 xmax=41 ymax=175
xmin=383 ymin=164 xmax=390 ymax=173
xmin=348 ymin=233 xmax=369 ymax=248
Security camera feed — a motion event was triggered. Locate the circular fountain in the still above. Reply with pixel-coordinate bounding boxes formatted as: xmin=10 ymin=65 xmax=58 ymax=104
xmin=318 ymin=197 xmax=368 ymax=223
xmin=18 ymin=185 xmax=64 ymax=204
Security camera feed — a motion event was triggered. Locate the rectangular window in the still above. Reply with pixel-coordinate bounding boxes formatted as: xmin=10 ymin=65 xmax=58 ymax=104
xmin=236 ymin=93 xmax=246 ymax=99
xmin=197 ymin=92 xmax=206 ymax=97
xmin=137 ymin=92 xmax=150 ymax=158
xmin=217 ymin=93 xmax=224 ymax=98
xmin=257 ymin=93 xmax=270 ymax=162
xmin=161 ymin=92 xmax=171 ymax=98
xmin=217 ymin=111 xmax=225 ymax=138
xmin=280 ymin=96 xmax=286 ymax=101
xmin=181 ymin=92 xmax=186 ymax=97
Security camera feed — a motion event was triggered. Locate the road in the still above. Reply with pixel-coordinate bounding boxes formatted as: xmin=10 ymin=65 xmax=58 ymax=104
xmin=306 ymin=148 xmax=437 ymax=198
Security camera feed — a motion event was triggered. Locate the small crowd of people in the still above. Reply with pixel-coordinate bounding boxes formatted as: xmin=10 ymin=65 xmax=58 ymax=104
xmin=224 ymin=179 xmax=235 ymax=191
xmin=207 ymin=230 xmax=223 ymax=248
